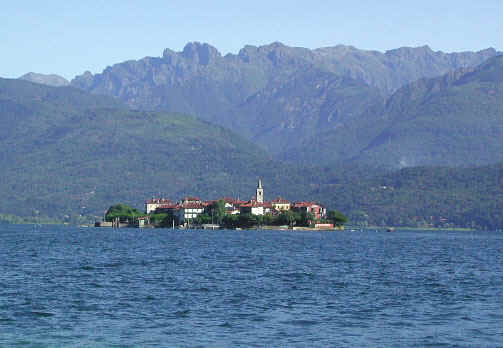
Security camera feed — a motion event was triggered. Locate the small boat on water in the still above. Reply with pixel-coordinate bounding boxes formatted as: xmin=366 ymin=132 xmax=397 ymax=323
xmin=386 ymin=227 xmax=395 ymax=232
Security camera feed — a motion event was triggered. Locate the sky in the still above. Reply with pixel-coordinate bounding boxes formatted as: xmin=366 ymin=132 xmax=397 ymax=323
xmin=1 ymin=0 xmax=502 ymax=80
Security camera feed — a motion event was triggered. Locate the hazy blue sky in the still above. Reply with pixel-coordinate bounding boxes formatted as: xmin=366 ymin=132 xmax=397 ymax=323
xmin=2 ymin=0 xmax=502 ymax=80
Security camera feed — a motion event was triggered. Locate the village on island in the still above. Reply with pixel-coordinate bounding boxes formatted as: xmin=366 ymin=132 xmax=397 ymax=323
xmin=96 ymin=179 xmax=347 ymax=230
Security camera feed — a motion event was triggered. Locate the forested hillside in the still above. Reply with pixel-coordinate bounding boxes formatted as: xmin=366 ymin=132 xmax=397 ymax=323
xmin=0 ymin=78 xmax=316 ymax=222
xmin=312 ymin=163 xmax=503 ymax=230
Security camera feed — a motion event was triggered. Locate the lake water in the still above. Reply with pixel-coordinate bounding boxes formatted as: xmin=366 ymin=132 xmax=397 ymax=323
xmin=1 ymin=225 xmax=502 ymax=347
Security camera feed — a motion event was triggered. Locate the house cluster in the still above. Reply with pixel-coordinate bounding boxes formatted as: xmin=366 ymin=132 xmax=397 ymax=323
xmin=145 ymin=179 xmax=327 ymax=226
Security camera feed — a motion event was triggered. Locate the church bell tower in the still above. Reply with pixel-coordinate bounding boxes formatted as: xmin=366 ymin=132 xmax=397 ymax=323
xmin=256 ymin=178 xmax=264 ymax=203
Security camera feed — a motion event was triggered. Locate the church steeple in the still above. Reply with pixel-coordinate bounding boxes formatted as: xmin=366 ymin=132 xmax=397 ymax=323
xmin=256 ymin=178 xmax=264 ymax=203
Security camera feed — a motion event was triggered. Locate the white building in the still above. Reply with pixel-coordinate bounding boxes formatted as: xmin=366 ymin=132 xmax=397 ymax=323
xmin=176 ymin=203 xmax=205 ymax=224
xmin=145 ymin=198 xmax=174 ymax=214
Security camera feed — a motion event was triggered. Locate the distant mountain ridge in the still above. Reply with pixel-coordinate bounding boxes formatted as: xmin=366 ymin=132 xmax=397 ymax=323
xmin=70 ymin=42 xmax=498 ymax=153
xmin=283 ymin=54 xmax=503 ymax=168
xmin=19 ymin=72 xmax=70 ymax=87
xmin=72 ymin=42 xmax=498 ymax=98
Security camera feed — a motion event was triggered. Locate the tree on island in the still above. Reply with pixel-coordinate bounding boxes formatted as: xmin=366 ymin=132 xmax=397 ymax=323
xmin=327 ymin=210 xmax=348 ymax=227
xmin=193 ymin=199 xmax=227 ymax=225
xmin=277 ymin=210 xmax=300 ymax=227
xmin=207 ymin=199 xmax=226 ymax=224
xmin=261 ymin=213 xmax=275 ymax=226
xmin=222 ymin=214 xmax=239 ymax=229
xmin=105 ymin=204 xmax=143 ymax=223
xmin=238 ymin=213 xmax=258 ymax=228
xmin=149 ymin=210 xmax=179 ymax=227
xmin=297 ymin=211 xmax=315 ymax=227
xmin=193 ymin=213 xmax=212 ymax=225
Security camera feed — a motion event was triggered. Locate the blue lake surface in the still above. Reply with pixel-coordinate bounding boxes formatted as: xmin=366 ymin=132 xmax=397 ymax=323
xmin=1 ymin=225 xmax=502 ymax=347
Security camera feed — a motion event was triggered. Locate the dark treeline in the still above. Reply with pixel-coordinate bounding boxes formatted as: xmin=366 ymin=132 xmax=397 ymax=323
xmin=315 ymin=163 xmax=503 ymax=230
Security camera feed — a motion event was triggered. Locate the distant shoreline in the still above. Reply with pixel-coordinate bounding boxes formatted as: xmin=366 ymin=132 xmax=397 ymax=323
xmin=0 ymin=221 xmax=482 ymax=232
xmin=353 ymin=226 xmax=476 ymax=232
xmin=90 ymin=224 xmax=482 ymax=232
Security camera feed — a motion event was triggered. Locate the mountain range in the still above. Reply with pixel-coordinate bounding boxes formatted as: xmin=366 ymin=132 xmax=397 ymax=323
xmin=70 ymin=42 xmax=499 ymax=158
xmin=3 ymin=42 xmax=503 ymax=228
xmin=284 ymin=55 xmax=503 ymax=168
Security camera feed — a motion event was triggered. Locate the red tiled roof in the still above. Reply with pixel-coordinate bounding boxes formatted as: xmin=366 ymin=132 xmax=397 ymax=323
xmin=293 ymin=202 xmax=325 ymax=209
xmin=240 ymin=202 xmax=266 ymax=208
xmin=181 ymin=203 xmax=205 ymax=209
xmin=293 ymin=202 xmax=317 ymax=208
xmin=157 ymin=204 xmax=178 ymax=209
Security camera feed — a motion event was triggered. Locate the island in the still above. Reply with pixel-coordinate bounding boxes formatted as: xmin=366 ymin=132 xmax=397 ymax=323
xmin=96 ymin=179 xmax=347 ymax=230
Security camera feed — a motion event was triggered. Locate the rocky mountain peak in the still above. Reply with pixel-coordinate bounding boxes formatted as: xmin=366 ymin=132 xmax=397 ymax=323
xmin=237 ymin=45 xmax=259 ymax=62
xmin=261 ymin=41 xmax=287 ymax=50
xmin=477 ymin=47 xmax=497 ymax=55
xmin=385 ymin=45 xmax=434 ymax=58
xmin=19 ymin=72 xmax=70 ymax=87
xmin=181 ymin=42 xmax=221 ymax=65
xmin=70 ymin=71 xmax=94 ymax=89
